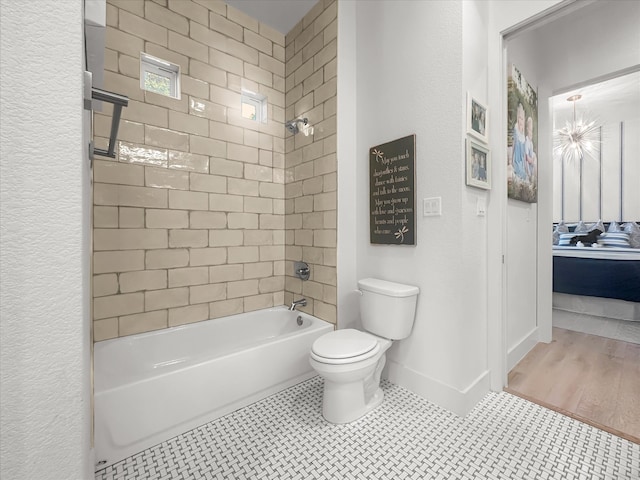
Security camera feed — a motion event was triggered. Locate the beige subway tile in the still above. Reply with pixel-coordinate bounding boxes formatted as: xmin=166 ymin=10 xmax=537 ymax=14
xmin=243 ymin=164 xmax=272 ymax=182
xmin=302 ymin=212 xmax=323 ymax=229
xmin=260 ymin=21 xmax=284 ymax=46
xmin=313 ymin=191 xmax=336 ymax=211
xmin=226 ymin=4 xmax=259 ymax=32
xmin=168 ymin=30 xmax=208 ymax=62
xmin=228 ymin=246 xmax=259 ymax=263
xmin=260 ymin=245 xmax=284 ymax=261
xmin=209 ymin=121 xmax=243 ymax=145
xmin=314 ymin=300 xmax=336 ymax=324
xmin=226 ymin=144 xmax=258 ymax=165
xmin=272 ymin=291 xmax=284 ymax=307
xmin=302 ymin=176 xmax=323 ymax=196
xmin=190 ymin=98 xmax=227 ymax=122
xmin=227 ymin=279 xmax=259 ymax=299
xmin=190 ymin=211 xmax=227 ymax=229
xmin=302 ymin=280 xmax=323 ymax=299
xmin=244 ymin=29 xmax=272 ymax=55
xmin=94 ymin=292 xmax=144 ymax=319
xmin=119 ymin=9 xmax=167 ymax=46
xmin=122 ymin=99 xmax=169 ymax=129
xmin=118 ymin=141 xmax=168 ymax=168
xmin=285 ymin=230 xmax=295 ymax=245
xmin=189 ymin=21 xmax=225 ymax=49
xmin=93 ymin=274 xmax=119 ymax=297
xmin=315 ymin=77 xmax=337 ymax=108
xmin=190 ymin=283 xmax=226 ymax=304
xmin=301 ymin=32 xmax=323 ymax=64
xmin=243 ymin=230 xmax=272 ymax=246
xmin=120 ymin=270 xmax=167 ymax=293
xmin=189 ymin=59 xmax=227 ymax=87
xmin=167 ymin=0 xmax=208 ymax=24
xmin=169 ymin=229 xmax=208 ymax=248
xmin=294 ymin=196 xmax=313 ymax=213
xmin=208 ymin=48 xmax=243 ymax=76
xmin=210 ymin=158 xmax=243 ymax=178
xmin=144 ymin=125 xmax=189 ymax=151
xmin=273 ymin=260 xmax=285 ymax=276
xmin=168 ymin=189 xmax=208 ymax=210
xmin=244 ymin=293 xmax=273 ymax=312
xmin=272 ymin=230 xmax=285 ymax=245
xmin=209 ymin=230 xmax=243 ymax=247
xmin=209 ymin=298 xmax=243 ymax=319
xmin=209 ymin=12 xmax=243 ymax=40
xmin=323 ymin=210 xmax=336 ymax=229
xmin=244 ymin=197 xmax=272 ymax=214
xmin=314 ymin=36 xmax=337 ymax=71
xmin=323 ymin=134 xmax=337 ymax=155
xmin=285 ymin=275 xmax=302 ymax=295
xmin=285 ymin=245 xmax=302 ymax=261
xmin=145 ymin=42 xmax=189 ymax=76
xmin=168 ymin=304 xmax=209 ymax=327
xmin=168 ymin=110 xmax=209 ymax=137
xmin=244 ymin=262 xmax=272 ymax=280
xmin=145 ymin=287 xmax=189 ymax=311
xmin=244 ymin=63 xmax=272 ymax=88
xmin=119 ymin=207 xmax=145 ymax=228
xmin=106 ymin=26 xmax=143 ymax=58
xmin=146 ymin=248 xmax=189 ymax=269
xmin=94 ymin=160 xmax=144 ymax=186
xmin=190 ymin=173 xmax=226 ymax=193
xmin=208 ymin=193 xmax=243 ymax=212
xmin=260 ymin=214 xmax=284 ymax=230
xmin=228 ymin=178 xmax=259 ymax=197
xmin=313 ymin=264 xmax=336 ymax=286
xmin=273 ymin=199 xmax=285 ymax=215
xmin=302 ymin=246 xmax=323 ymax=264
xmin=95 ymin=117 xmax=144 ymax=145
xmin=119 ymin=310 xmax=168 ymax=336
xmin=259 ymin=52 xmax=284 ymax=77
xmin=259 ymin=276 xmax=284 ymax=294
xmin=259 ymin=182 xmax=284 ymax=199
xmin=226 ymin=37 xmax=259 ymax=65
xmin=258 ymin=150 xmax=273 ymax=168
xmin=323 ymin=248 xmax=336 ymax=267
xmin=103 ymin=70 xmax=143 ymax=101
xmin=145 ymin=167 xmax=189 ymax=190
xmin=209 ymin=84 xmax=241 ymax=109
xmin=209 ymin=264 xmax=244 ymax=283
xmin=106 ymin=3 xmax=118 ymax=27
xmin=294 ymin=161 xmax=314 ymax=182
xmin=322 ymin=172 xmax=336 ymax=192
xmin=181 ymin=75 xmax=209 ymax=99
xmin=94 ymin=206 xmax=119 ymax=228
xmin=168 ymin=266 xmax=209 ymax=287
xmin=190 ymin=135 xmax=226 ymax=157
xmin=294 ymin=229 xmax=313 ymax=246
xmin=146 ymin=209 xmax=188 ymax=228
xmin=190 ymin=247 xmax=227 ymax=266
xmin=227 ymin=213 xmax=258 ymax=229
xmin=323 ymin=284 xmax=337 ymax=305
xmin=94 ymin=318 xmax=119 ymax=342
xmin=314 ymin=229 xmax=336 ymax=248
xmin=169 ymin=151 xmax=210 ymax=173
xmin=145 ymin=1 xmax=189 ymax=35
xmin=144 ymin=92 xmax=189 ymax=115
xmin=94 ymin=250 xmax=145 ymax=274
xmin=94 ymin=228 xmax=167 ymax=250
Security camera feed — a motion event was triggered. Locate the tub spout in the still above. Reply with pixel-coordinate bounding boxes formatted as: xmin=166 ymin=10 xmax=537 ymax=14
xmin=289 ymin=298 xmax=307 ymax=311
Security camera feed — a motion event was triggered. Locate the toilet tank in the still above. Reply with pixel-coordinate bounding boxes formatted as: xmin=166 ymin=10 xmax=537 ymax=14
xmin=358 ymin=278 xmax=419 ymax=340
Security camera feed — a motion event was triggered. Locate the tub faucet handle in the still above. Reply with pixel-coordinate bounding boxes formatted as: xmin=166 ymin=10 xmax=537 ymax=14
xmin=289 ymin=298 xmax=307 ymax=311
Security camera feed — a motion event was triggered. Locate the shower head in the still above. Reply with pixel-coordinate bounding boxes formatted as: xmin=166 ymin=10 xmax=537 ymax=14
xmin=286 ymin=117 xmax=308 ymax=135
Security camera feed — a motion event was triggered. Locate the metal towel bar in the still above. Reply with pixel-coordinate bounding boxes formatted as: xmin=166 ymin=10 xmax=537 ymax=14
xmin=90 ymin=87 xmax=129 ymax=158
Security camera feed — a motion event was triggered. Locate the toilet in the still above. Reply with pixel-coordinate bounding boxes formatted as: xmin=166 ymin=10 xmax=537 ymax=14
xmin=309 ymin=278 xmax=419 ymax=424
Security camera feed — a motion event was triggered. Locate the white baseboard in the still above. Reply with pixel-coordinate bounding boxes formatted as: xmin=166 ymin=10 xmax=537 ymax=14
xmin=385 ymin=360 xmax=490 ymax=417
xmin=507 ymin=327 xmax=538 ymax=371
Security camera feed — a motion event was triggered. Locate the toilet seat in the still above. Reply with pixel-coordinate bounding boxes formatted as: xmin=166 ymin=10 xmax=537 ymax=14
xmin=310 ymin=329 xmax=380 ymax=365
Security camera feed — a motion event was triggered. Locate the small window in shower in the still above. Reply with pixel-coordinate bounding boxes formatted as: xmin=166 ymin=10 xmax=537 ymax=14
xmin=140 ymin=53 xmax=181 ymax=99
xmin=241 ymin=89 xmax=267 ymax=123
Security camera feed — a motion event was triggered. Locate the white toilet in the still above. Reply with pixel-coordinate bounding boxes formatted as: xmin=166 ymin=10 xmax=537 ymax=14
xmin=309 ymin=278 xmax=419 ymax=424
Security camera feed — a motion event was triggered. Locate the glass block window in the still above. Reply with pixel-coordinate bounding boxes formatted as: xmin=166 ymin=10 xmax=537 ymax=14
xmin=140 ymin=53 xmax=180 ymax=99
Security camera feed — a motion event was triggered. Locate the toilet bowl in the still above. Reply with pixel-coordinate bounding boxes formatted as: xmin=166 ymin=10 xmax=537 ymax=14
xmin=309 ymin=278 xmax=419 ymax=424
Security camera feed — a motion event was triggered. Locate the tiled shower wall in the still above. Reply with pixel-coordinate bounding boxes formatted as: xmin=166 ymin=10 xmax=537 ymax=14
xmin=93 ymin=0 xmax=336 ymax=341
xmin=283 ymin=1 xmax=337 ymax=323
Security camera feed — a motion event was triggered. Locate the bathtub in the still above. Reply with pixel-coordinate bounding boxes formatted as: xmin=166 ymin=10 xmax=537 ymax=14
xmin=94 ymin=306 xmax=333 ymax=470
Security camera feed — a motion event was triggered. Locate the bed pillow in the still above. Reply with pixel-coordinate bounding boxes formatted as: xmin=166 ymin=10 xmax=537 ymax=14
xmin=598 ymin=232 xmax=631 ymax=248
xmin=558 ymin=233 xmax=577 ymax=246
xmin=553 ymin=221 xmax=569 ymax=245
xmin=623 ymin=222 xmax=640 ymax=248
xmin=574 ymin=221 xmax=588 ymax=233
xmin=607 ymin=221 xmax=622 ymax=232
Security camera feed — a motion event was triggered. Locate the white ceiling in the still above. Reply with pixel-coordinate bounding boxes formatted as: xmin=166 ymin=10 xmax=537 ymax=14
xmin=225 ymin=0 xmax=319 ymax=35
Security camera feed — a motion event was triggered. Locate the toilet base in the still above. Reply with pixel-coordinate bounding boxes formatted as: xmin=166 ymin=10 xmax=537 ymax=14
xmin=321 ymin=381 xmax=385 ymax=424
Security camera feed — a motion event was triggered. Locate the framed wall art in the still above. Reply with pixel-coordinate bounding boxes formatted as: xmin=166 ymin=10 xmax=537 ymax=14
xmin=467 ymin=92 xmax=488 ymax=143
xmin=466 ymin=139 xmax=491 ymax=190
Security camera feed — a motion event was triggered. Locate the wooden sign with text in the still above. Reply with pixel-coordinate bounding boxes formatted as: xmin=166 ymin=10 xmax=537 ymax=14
xmin=369 ymin=135 xmax=416 ymax=245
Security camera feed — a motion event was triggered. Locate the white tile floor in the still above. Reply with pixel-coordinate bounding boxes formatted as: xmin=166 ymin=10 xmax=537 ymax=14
xmin=95 ymin=377 xmax=639 ymax=479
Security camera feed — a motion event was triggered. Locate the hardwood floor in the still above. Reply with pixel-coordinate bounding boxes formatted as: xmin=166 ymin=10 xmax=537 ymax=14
xmin=507 ymin=327 xmax=640 ymax=444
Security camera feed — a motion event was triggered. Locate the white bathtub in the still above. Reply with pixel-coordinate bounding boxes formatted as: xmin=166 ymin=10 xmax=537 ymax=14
xmin=94 ymin=306 xmax=333 ymax=470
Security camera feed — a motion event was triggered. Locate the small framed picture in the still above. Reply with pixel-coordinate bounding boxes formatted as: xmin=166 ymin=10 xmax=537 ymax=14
xmin=466 ymin=139 xmax=491 ymax=190
xmin=467 ymin=92 xmax=488 ymax=143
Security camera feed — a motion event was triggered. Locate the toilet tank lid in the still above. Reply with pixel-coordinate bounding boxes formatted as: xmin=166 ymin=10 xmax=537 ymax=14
xmin=358 ymin=278 xmax=419 ymax=297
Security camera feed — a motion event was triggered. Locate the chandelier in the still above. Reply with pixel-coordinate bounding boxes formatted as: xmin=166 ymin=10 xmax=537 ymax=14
xmin=554 ymin=94 xmax=599 ymax=163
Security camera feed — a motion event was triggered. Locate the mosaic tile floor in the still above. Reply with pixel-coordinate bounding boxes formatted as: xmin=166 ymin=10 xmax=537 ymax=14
xmin=96 ymin=377 xmax=639 ymax=480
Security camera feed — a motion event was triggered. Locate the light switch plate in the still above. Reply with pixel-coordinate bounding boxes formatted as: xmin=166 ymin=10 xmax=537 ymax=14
xmin=423 ymin=197 xmax=442 ymax=216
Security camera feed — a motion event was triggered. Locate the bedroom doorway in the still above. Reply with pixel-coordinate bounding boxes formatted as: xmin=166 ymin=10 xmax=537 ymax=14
xmin=500 ymin=0 xmax=640 ymax=442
